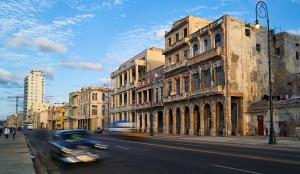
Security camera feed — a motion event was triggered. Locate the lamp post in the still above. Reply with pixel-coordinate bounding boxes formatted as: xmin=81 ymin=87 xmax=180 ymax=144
xmin=255 ymin=0 xmax=276 ymax=144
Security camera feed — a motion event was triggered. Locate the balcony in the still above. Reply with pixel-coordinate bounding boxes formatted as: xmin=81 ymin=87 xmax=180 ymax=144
xmin=189 ymin=85 xmax=224 ymax=98
xmin=135 ymin=102 xmax=152 ymax=110
xmin=163 ymin=93 xmax=187 ymax=103
xmin=187 ymin=47 xmax=223 ymax=66
xmin=164 ymin=60 xmax=187 ymax=74
xmin=163 ymin=37 xmax=189 ymax=55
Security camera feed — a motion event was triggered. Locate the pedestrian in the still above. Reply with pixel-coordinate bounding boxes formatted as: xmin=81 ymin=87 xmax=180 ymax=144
xmin=4 ymin=127 xmax=10 ymax=139
xmin=0 ymin=128 xmax=3 ymax=136
xmin=265 ymin=127 xmax=268 ymax=136
xmin=12 ymin=127 xmax=16 ymax=140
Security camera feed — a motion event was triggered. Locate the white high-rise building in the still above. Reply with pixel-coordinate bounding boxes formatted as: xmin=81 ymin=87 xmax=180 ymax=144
xmin=23 ymin=70 xmax=45 ymax=121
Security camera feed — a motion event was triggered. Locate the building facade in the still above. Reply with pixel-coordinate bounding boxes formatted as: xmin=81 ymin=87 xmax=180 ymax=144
xmin=75 ymin=87 xmax=110 ymax=132
xmin=23 ymin=70 xmax=45 ymax=122
xmin=135 ymin=65 xmax=164 ymax=133
xmin=110 ymin=47 xmax=164 ymax=125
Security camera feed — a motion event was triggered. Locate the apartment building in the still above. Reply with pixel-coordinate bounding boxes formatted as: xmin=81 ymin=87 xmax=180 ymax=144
xmin=76 ymin=87 xmax=110 ymax=132
xmin=23 ymin=70 xmax=45 ymax=122
xmin=135 ymin=65 xmax=164 ymax=133
xmin=110 ymin=47 xmax=164 ymax=125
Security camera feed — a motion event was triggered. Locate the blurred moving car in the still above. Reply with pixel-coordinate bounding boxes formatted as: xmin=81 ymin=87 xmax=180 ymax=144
xmin=48 ymin=129 xmax=108 ymax=163
xmin=107 ymin=121 xmax=145 ymax=138
xmin=95 ymin=127 xmax=103 ymax=134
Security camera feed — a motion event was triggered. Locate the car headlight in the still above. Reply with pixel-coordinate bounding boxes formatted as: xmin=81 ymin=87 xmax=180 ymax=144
xmin=61 ymin=147 xmax=74 ymax=154
xmin=95 ymin=144 xmax=108 ymax=149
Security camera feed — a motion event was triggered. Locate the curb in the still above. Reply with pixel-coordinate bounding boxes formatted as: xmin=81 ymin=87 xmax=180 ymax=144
xmin=24 ymin=132 xmax=48 ymax=174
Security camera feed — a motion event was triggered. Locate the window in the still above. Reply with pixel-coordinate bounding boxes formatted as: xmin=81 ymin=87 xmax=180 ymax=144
xmin=138 ymin=92 xmax=142 ymax=104
xmin=245 ymin=29 xmax=250 ymax=37
xmin=193 ymin=44 xmax=199 ymax=56
xmin=149 ymin=89 xmax=152 ymax=102
xmin=92 ymin=105 xmax=97 ymax=115
xmin=143 ymin=91 xmax=147 ymax=103
xmin=204 ymin=39 xmax=209 ymax=51
xmin=102 ymin=105 xmax=105 ymax=115
xmin=176 ymin=33 xmax=179 ymax=41
xmin=92 ymin=93 xmax=97 ymax=101
xmin=119 ymin=94 xmax=122 ymax=106
xmin=132 ymin=90 xmax=136 ymax=104
xmin=168 ymin=81 xmax=172 ymax=95
xmin=215 ymin=34 xmax=222 ymax=47
xmin=176 ymin=79 xmax=180 ymax=94
xmin=296 ymin=43 xmax=299 ymax=47
xmin=168 ymin=38 xmax=171 ymax=46
xmin=102 ymin=94 xmax=105 ymax=101
xmin=175 ymin=54 xmax=179 ymax=63
xmin=192 ymin=73 xmax=200 ymax=91
xmin=156 ymin=88 xmax=159 ymax=102
xmin=297 ymin=52 xmax=299 ymax=60
xmin=183 ymin=50 xmax=188 ymax=59
xmin=275 ymin=48 xmax=280 ymax=55
xmin=204 ymin=69 xmax=211 ymax=88
xmin=184 ymin=28 xmax=188 ymax=38
xmin=184 ymin=76 xmax=190 ymax=92
xmin=168 ymin=57 xmax=172 ymax=64
xmin=256 ymin=44 xmax=261 ymax=52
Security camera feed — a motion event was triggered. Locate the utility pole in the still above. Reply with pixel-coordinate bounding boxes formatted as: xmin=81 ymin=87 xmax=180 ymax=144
xmin=8 ymin=96 xmax=24 ymax=114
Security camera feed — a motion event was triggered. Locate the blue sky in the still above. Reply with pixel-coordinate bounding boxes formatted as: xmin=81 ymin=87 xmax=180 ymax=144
xmin=0 ymin=0 xmax=300 ymax=120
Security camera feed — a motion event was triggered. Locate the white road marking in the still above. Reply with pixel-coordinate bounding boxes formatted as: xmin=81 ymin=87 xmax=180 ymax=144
xmin=211 ymin=164 xmax=263 ymax=174
xmin=115 ymin=145 xmax=130 ymax=150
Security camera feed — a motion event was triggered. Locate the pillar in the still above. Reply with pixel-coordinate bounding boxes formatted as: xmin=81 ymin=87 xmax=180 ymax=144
xmin=142 ymin=113 xmax=145 ymax=132
xmin=211 ymin=103 xmax=217 ymax=136
xmin=200 ymin=103 xmax=205 ymax=135
xmin=189 ymin=106 xmax=195 ymax=135
xmin=181 ymin=107 xmax=185 ymax=135
xmin=164 ymin=108 xmax=169 ymax=134
xmin=173 ymin=109 xmax=177 ymax=135
xmin=135 ymin=65 xmax=139 ymax=83
xmin=225 ymin=96 xmax=232 ymax=136
xmin=154 ymin=111 xmax=158 ymax=133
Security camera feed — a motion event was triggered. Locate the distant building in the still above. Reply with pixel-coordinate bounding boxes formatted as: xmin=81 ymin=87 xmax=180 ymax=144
xmin=23 ymin=70 xmax=45 ymax=122
xmin=109 ymin=47 xmax=165 ymax=125
xmin=67 ymin=87 xmax=111 ymax=132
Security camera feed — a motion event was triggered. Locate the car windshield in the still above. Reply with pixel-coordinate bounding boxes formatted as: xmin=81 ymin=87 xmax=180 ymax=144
xmin=61 ymin=132 xmax=90 ymax=140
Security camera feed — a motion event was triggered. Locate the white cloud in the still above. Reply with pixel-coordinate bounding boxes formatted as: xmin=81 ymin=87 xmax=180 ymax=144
xmin=98 ymin=77 xmax=111 ymax=87
xmin=67 ymin=0 xmax=126 ymax=11
xmin=103 ymin=22 xmax=171 ymax=65
xmin=0 ymin=69 xmax=22 ymax=88
xmin=223 ymin=10 xmax=248 ymax=16
xmin=60 ymin=60 xmax=103 ymax=72
xmin=35 ymin=67 xmax=54 ymax=80
xmin=288 ymin=28 xmax=300 ymax=35
xmin=7 ymin=37 xmax=67 ymax=53
xmin=184 ymin=5 xmax=207 ymax=13
xmin=120 ymin=14 xmax=127 ymax=18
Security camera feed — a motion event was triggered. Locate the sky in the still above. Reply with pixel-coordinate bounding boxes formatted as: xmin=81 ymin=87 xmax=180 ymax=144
xmin=0 ymin=0 xmax=300 ymax=120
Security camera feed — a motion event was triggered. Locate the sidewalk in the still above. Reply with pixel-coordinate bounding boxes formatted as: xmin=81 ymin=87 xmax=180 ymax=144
xmin=0 ymin=132 xmax=35 ymax=174
xmin=146 ymin=134 xmax=300 ymax=151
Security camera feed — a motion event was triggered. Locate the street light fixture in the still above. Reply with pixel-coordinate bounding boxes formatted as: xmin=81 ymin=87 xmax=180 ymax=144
xmin=255 ymin=0 xmax=276 ymax=144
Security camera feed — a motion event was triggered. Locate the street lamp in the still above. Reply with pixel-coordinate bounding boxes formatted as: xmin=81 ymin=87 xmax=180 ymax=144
xmin=255 ymin=0 xmax=276 ymax=144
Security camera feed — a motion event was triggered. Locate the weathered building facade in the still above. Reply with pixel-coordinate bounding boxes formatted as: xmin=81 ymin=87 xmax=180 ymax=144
xmin=162 ymin=15 xmax=275 ymax=136
xmin=75 ymin=87 xmax=110 ymax=132
xmin=135 ymin=65 xmax=164 ymax=133
xmin=110 ymin=47 xmax=164 ymax=125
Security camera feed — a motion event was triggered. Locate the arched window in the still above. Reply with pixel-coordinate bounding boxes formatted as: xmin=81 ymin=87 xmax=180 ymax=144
xmin=215 ymin=34 xmax=222 ymax=48
xmin=193 ymin=44 xmax=199 ymax=56
xmin=102 ymin=94 xmax=105 ymax=101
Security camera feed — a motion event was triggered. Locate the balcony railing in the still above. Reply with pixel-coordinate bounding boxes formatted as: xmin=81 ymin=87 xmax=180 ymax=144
xmin=187 ymin=47 xmax=223 ymax=66
xmin=163 ymin=93 xmax=187 ymax=103
xmin=189 ymin=85 xmax=224 ymax=98
xmin=163 ymin=37 xmax=189 ymax=54
xmin=164 ymin=60 xmax=187 ymax=73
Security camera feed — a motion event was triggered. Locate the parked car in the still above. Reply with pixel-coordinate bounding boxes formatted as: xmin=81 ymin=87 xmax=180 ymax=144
xmin=48 ymin=129 xmax=108 ymax=163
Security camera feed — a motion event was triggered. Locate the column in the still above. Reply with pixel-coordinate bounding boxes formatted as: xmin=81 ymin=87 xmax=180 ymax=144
xmin=180 ymin=108 xmax=185 ymax=135
xmin=147 ymin=90 xmax=149 ymax=103
xmin=127 ymin=70 xmax=130 ymax=86
xmin=154 ymin=111 xmax=158 ymax=133
xmin=189 ymin=106 xmax=195 ymax=135
xmin=180 ymin=75 xmax=184 ymax=94
xmin=200 ymin=103 xmax=205 ymax=135
xmin=129 ymin=90 xmax=132 ymax=105
xmin=189 ymin=73 xmax=192 ymax=92
xmin=127 ymin=91 xmax=130 ymax=107
xmin=211 ymin=104 xmax=217 ymax=136
xmin=147 ymin=112 xmax=151 ymax=132
xmin=142 ymin=113 xmax=146 ymax=132
xmin=117 ymin=76 xmax=120 ymax=88
xmin=141 ymin=91 xmax=144 ymax=104
xmin=164 ymin=108 xmax=169 ymax=134
xmin=135 ymin=65 xmax=139 ymax=83
xmin=129 ymin=68 xmax=132 ymax=84
xmin=173 ymin=110 xmax=177 ymax=135
xmin=225 ymin=96 xmax=232 ymax=136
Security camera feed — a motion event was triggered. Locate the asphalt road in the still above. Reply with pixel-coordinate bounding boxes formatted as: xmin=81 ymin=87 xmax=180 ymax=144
xmin=24 ymin=130 xmax=300 ymax=174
